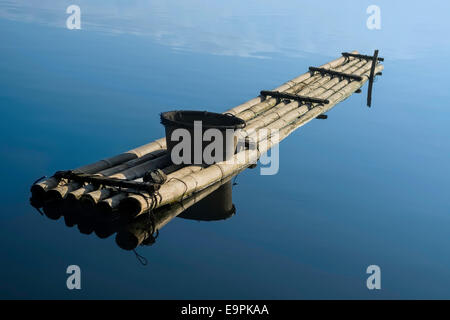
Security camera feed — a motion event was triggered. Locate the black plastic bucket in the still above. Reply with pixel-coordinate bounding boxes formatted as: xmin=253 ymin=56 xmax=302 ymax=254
xmin=160 ymin=110 xmax=246 ymax=165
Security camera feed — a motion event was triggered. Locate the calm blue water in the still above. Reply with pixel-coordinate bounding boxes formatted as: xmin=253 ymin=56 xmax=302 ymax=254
xmin=1 ymin=0 xmax=449 ymax=299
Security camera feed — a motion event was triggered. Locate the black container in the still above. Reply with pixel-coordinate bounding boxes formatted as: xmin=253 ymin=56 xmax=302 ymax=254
xmin=161 ymin=110 xmax=246 ymax=165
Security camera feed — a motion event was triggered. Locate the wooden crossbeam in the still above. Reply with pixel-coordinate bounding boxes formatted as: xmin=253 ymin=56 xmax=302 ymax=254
xmin=260 ymin=90 xmax=329 ymax=104
xmin=342 ymin=52 xmax=384 ymax=62
xmin=309 ymin=67 xmax=363 ymax=82
xmin=53 ymin=170 xmax=160 ymax=192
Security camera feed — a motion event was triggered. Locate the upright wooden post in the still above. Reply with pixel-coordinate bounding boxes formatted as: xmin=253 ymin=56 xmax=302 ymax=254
xmin=367 ymin=49 xmax=379 ymax=107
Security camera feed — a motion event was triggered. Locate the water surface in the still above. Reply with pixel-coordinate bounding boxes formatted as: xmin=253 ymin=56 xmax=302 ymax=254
xmin=1 ymin=0 xmax=449 ymax=299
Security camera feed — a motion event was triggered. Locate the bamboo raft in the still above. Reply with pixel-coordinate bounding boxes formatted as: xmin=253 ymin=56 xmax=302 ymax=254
xmin=31 ymin=51 xmax=384 ymax=245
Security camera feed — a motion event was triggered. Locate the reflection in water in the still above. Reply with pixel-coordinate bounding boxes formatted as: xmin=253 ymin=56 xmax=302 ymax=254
xmin=178 ymin=181 xmax=235 ymax=221
xmin=30 ymin=175 xmax=236 ymax=252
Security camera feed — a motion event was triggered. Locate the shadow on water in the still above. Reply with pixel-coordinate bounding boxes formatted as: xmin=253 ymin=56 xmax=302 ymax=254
xmin=29 ymin=177 xmax=237 ymax=252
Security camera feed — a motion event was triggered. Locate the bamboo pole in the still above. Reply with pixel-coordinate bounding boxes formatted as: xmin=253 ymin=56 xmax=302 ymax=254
xmin=120 ymin=62 xmax=384 ymax=216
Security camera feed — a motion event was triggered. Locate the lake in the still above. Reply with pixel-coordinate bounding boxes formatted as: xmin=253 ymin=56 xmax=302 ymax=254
xmin=0 ymin=0 xmax=449 ymax=299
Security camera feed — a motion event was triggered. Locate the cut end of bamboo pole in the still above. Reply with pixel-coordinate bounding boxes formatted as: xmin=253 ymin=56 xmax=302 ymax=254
xmin=119 ymin=195 xmax=145 ymax=218
xmin=79 ymin=194 xmax=97 ymax=212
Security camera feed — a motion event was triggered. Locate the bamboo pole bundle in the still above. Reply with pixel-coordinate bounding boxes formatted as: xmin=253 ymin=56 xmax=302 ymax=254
xmin=234 ymin=65 xmax=386 ymax=171
xmin=243 ymin=58 xmax=366 ymax=134
xmin=78 ymin=154 xmax=171 ymax=208
xmin=64 ymin=149 xmax=167 ymax=202
xmin=96 ymin=163 xmax=188 ymax=215
xmin=233 ymin=57 xmax=360 ymax=122
xmin=119 ymin=62 xmax=384 ymax=217
xmin=255 ymin=63 xmax=385 ymax=149
xmin=279 ymin=64 xmax=384 ymax=135
xmin=232 ymin=59 xmax=369 ymax=155
xmin=97 ymin=162 xmax=206 ymax=215
xmin=226 ymin=51 xmax=359 ymax=115
xmin=116 ymin=174 xmax=235 ymax=250
xmin=238 ymin=58 xmax=361 ymax=125
xmin=31 ymin=53 xmax=357 ymax=203
xmin=31 ymin=138 xmax=167 ymax=200
xmin=47 ymin=149 xmax=167 ymax=202
xmin=81 ymin=155 xmax=201 ymax=210
xmin=261 ymin=60 xmax=376 ymax=134
xmin=243 ymin=60 xmax=375 ymax=142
